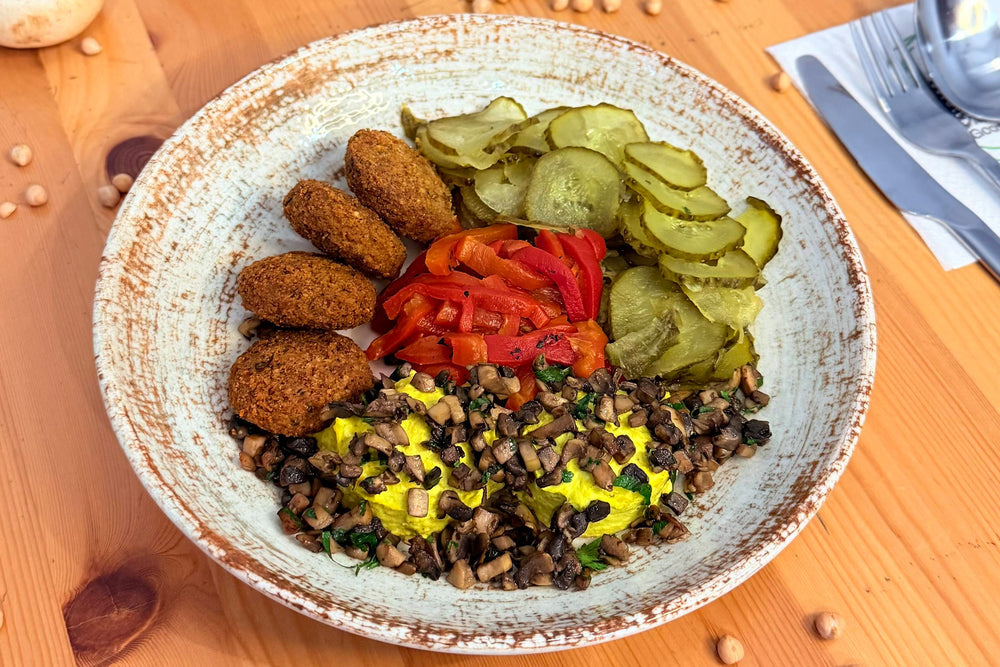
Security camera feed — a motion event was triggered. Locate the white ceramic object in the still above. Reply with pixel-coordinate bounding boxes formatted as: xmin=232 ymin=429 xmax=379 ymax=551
xmin=93 ymin=15 xmax=876 ymax=654
xmin=0 ymin=0 xmax=103 ymax=49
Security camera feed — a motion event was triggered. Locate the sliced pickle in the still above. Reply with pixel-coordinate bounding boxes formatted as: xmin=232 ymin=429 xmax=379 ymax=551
xmin=545 ymin=104 xmax=649 ymax=165
xmin=606 ymin=311 xmax=680 ymax=379
xmin=618 ymin=196 xmax=660 ymax=258
xmin=400 ymin=105 xmax=426 ymax=141
xmin=624 ymin=142 xmax=707 ymax=191
xmin=680 ymin=284 xmax=762 ymax=340
xmin=609 ymin=266 xmax=681 ymax=339
xmin=624 ymin=161 xmax=731 ymax=221
xmin=659 ymin=250 xmax=761 ymax=289
xmin=641 ymin=200 xmax=745 ymax=261
xmin=523 ymin=147 xmax=623 ymax=238
xmin=424 ymin=97 xmax=528 ymax=169
xmin=680 ymin=331 xmax=758 ymax=383
xmin=473 ymin=158 xmax=535 ymax=218
xmin=505 ymin=106 xmax=569 ymax=154
xmin=458 ymin=185 xmax=499 ymax=224
xmin=645 ymin=294 xmax=729 ymax=379
xmin=735 ymin=197 xmax=783 ymax=268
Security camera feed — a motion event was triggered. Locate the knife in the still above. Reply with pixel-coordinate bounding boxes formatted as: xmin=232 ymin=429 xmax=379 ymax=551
xmin=796 ymin=55 xmax=1000 ymax=281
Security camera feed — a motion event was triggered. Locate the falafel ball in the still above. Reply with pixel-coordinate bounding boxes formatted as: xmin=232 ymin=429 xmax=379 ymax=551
xmin=282 ymin=180 xmax=406 ymax=279
xmin=228 ymin=330 xmax=373 ymax=436
xmin=344 ymin=129 xmax=461 ymax=244
xmin=237 ymin=252 xmax=375 ymax=330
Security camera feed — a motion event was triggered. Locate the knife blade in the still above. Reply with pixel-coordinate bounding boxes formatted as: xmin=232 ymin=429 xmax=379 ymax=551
xmin=796 ymin=54 xmax=1000 ymax=280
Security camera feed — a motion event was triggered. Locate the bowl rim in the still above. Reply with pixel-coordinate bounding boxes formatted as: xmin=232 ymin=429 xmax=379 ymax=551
xmin=93 ymin=13 xmax=877 ymax=654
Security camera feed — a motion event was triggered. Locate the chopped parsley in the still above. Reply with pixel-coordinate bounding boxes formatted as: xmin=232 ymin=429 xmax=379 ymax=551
xmin=613 ymin=475 xmax=653 ymax=505
xmin=278 ymin=507 xmax=302 ymax=527
xmin=320 ymin=531 xmax=332 ymax=555
xmin=756 ymin=376 xmax=763 ymax=388
xmin=302 ymin=508 xmax=317 ymax=520
xmin=562 ymin=469 xmax=574 ymax=484
xmin=360 ymin=416 xmax=375 ymax=425
xmin=652 ymin=520 xmax=667 ymax=535
xmin=669 ymin=402 xmax=686 ymax=411
xmin=481 ymin=463 xmax=502 ymax=484
xmin=745 ymin=437 xmax=758 ymax=446
xmin=720 ymin=390 xmax=731 ymax=400
xmin=354 ymin=553 xmax=380 ymax=575
xmin=358 ymin=499 xmax=368 ymax=514
xmin=349 ymin=531 xmax=379 ymax=550
xmin=696 ymin=405 xmax=716 ymax=415
xmin=423 ymin=466 xmax=442 ymax=489
xmin=572 ymin=392 xmax=597 ymax=419
xmin=575 ymin=539 xmax=608 ymax=571
xmin=685 ymin=491 xmax=695 ymax=501
xmin=264 ymin=469 xmax=278 ymax=481
xmin=329 ymin=528 xmax=348 ymax=545
xmin=534 ymin=363 xmax=573 ymax=384
xmin=468 ymin=396 xmax=491 ymax=412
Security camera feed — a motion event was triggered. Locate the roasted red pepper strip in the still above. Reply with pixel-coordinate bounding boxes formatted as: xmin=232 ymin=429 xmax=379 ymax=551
xmin=506 ymin=365 xmax=539 ymax=410
xmin=396 ymin=336 xmax=452 ymax=365
xmin=568 ymin=320 xmax=609 ymax=377
xmin=559 ymin=232 xmax=603 ymax=320
xmin=434 ymin=301 xmax=460 ymax=326
xmin=534 ymin=230 xmax=568 ymax=265
xmin=366 ymin=294 xmax=436 ymax=360
xmin=499 ymin=312 xmax=520 ymax=337
xmin=493 ymin=239 xmax=533 ymax=258
xmin=425 ymin=224 xmax=518 ymax=275
xmin=416 ymin=363 xmax=470 ymax=385
xmin=454 ymin=237 xmax=550 ymax=290
xmin=372 ymin=251 xmax=428 ymax=334
xmin=472 ymin=308 xmax=505 ymax=333
xmin=445 ymin=332 xmax=489 ymax=366
xmin=574 ymin=228 xmax=607 ymax=261
xmin=383 ymin=273 xmax=549 ymax=327
xmin=483 ymin=325 xmax=577 ymax=366
xmin=512 ymin=246 xmax=588 ymax=322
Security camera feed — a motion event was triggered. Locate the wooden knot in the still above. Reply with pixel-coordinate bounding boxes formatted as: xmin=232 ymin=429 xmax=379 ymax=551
xmin=105 ymin=136 xmax=164 ymax=181
xmin=63 ymin=566 xmax=159 ymax=663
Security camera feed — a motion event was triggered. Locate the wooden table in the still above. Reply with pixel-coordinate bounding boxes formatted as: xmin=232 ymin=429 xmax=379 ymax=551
xmin=2 ymin=0 xmax=999 ymax=664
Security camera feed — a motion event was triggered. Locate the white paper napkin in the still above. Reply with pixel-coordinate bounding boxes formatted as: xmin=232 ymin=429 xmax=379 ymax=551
xmin=768 ymin=3 xmax=1000 ymax=270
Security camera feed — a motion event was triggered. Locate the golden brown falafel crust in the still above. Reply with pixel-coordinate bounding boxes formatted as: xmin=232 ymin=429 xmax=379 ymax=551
xmin=237 ymin=252 xmax=375 ymax=330
xmin=282 ymin=180 xmax=406 ymax=279
xmin=228 ymin=330 xmax=373 ymax=436
xmin=344 ymin=129 xmax=461 ymax=244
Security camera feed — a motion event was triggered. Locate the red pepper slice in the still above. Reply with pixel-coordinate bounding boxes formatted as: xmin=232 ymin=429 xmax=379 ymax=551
xmin=534 ymin=230 xmax=569 ymax=265
xmin=424 ymin=224 xmax=518 ymax=275
xmin=559 ymin=233 xmax=603 ymax=320
xmin=396 ymin=336 xmax=452 ymax=365
xmin=445 ymin=332 xmax=489 ymax=366
xmin=493 ymin=239 xmax=533 ymax=259
xmin=499 ymin=312 xmax=520 ymax=337
xmin=512 ymin=246 xmax=588 ymax=322
xmin=416 ymin=363 xmax=470 ymax=385
xmin=574 ymin=228 xmax=607 ymax=261
xmin=372 ymin=251 xmax=428 ymax=334
xmin=366 ymin=294 xmax=436 ymax=360
xmin=568 ymin=320 xmax=608 ymax=377
xmin=382 ymin=273 xmax=550 ymax=327
xmin=483 ymin=325 xmax=577 ymax=366
xmin=454 ymin=237 xmax=550 ymax=290
xmin=434 ymin=301 xmax=460 ymax=327
xmin=472 ymin=308 xmax=505 ymax=333
xmin=506 ymin=365 xmax=539 ymax=410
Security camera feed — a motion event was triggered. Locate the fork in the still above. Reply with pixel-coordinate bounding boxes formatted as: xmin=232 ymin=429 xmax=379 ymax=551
xmin=851 ymin=12 xmax=1000 ymax=192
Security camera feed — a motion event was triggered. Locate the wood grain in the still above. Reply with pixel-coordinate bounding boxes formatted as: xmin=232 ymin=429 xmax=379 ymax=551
xmin=1 ymin=0 xmax=998 ymax=665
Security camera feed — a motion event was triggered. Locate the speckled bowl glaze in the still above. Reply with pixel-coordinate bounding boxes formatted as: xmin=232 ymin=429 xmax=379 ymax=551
xmin=93 ymin=15 xmax=876 ymax=654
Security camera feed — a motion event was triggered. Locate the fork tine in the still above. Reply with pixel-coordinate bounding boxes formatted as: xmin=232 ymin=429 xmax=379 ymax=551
xmin=862 ymin=15 xmax=908 ymax=96
xmin=872 ymin=10 xmax=921 ymax=90
xmin=851 ymin=20 xmax=894 ymax=109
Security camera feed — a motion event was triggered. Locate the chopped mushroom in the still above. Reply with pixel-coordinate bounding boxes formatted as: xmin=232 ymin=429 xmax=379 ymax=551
xmin=600 ymin=534 xmax=630 ymax=562
xmin=427 ymin=400 xmax=452 ymax=425
xmin=537 ymin=445 xmax=559 ymax=472
xmin=526 ymin=413 xmax=575 ymax=440
xmin=518 ymin=441 xmax=541 ymax=472
xmin=447 ymin=559 xmax=476 ymax=589
xmin=473 ymin=507 xmax=500 ymax=534
xmin=376 ymin=540 xmax=407 ymax=568
xmin=410 ymin=371 xmax=436 ymax=392
xmin=407 ymin=488 xmax=429 ymax=517
xmin=592 ymin=460 xmax=615 ymax=490
xmin=363 ymin=433 xmax=393 ymax=455
xmin=375 ymin=422 xmax=409 ymax=447
xmin=739 ymin=364 xmax=763 ymax=395
xmin=404 ymin=455 xmax=426 ymax=483
xmin=476 ymin=553 xmax=513 ymax=582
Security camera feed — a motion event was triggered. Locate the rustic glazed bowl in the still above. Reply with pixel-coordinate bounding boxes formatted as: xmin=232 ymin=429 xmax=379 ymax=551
xmin=93 ymin=15 xmax=876 ymax=653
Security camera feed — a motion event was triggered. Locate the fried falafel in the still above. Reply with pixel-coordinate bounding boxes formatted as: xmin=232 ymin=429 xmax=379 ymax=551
xmin=228 ymin=330 xmax=373 ymax=436
xmin=282 ymin=179 xmax=406 ymax=279
xmin=237 ymin=252 xmax=375 ymax=330
xmin=344 ymin=129 xmax=461 ymax=244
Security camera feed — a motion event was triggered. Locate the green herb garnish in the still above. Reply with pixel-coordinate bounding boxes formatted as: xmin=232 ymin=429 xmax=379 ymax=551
xmin=330 ymin=528 xmax=348 ymax=545
xmin=265 ymin=469 xmax=278 ymax=481
xmin=575 ymin=539 xmax=608 ymax=571
xmin=349 ymin=531 xmax=379 ymax=550
xmin=320 ymin=531 xmax=332 ymax=555
xmin=534 ymin=363 xmax=573 ymax=384
xmin=652 ymin=520 xmax=667 ymax=534
xmin=279 ymin=507 xmax=302 ymax=527
xmin=354 ymin=553 xmax=380 ymax=575
xmin=572 ymin=392 xmax=597 ymax=419
xmin=685 ymin=491 xmax=695 ymax=501
xmin=469 ymin=396 xmax=491 ymax=412
xmin=481 ymin=463 xmax=502 ymax=484
xmin=358 ymin=499 xmax=368 ymax=514
xmin=423 ymin=466 xmax=442 ymax=489
xmin=613 ymin=475 xmax=653 ymax=505
xmin=696 ymin=405 xmax=716 ymax=415
xmin=562 ymin=469 xmax=574 ymax=484
xmin=670 ymin=402 xmax=686 ymax=411
xmin=361 ymin=416 xmax=375 ymax=425
xmin=303 ymin=508 xmax=317 ymax=520
xmin=745 ymin=437 xmax=758 ymax=445
xmin=756 ymin=376 xmax=763 ymax=388
xmin=720 ymin=390 xmax=731 ymax=400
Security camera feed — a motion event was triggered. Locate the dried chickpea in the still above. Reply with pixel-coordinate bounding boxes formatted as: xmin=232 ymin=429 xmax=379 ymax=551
xmin=771 ymin=71 xmax=792 ymax=93
xmin=98 ymin=185 xmax=121 ymax=208
xmin=814 ymin=611 xmax=844 ymax=640
xmin=571 ymin=0 xmax=594 ymax=10
xmin=551 ymin=0 xmax=570 ymax=9
xmin=717 ymin=635 xmax=744 ymax=664
xmin=80 ymin=37 xmax=103 ymax=55
xmin=0 ymin=202 xmax=15 ymax=219
xmin=111 ymin=173 xmax=134 ymax=193
xmin=644 ymin=0 xmax=663 ymax=15
xmin=9 ymin=144 xmax=32 ymax=166
xmin=471 ymin=0 xmax=492 ymax=12
xmin=602 ymin=0 xmax=621 ymax=10
xmin=24 ymin=184 xmax=47 ymax=206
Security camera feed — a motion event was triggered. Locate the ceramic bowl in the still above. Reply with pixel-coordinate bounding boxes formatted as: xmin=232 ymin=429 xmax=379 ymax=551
xmin=93 ymin=14 xmax=876 ymax=654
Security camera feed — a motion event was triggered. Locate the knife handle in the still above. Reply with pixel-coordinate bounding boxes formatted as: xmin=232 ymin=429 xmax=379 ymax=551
xmin=950 ymin=216 xmax=1000 ymax=281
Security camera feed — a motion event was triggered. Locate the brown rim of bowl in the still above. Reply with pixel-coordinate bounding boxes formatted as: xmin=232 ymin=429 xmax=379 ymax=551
xmin=93 ymin=13 xmax=877 ymax=654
